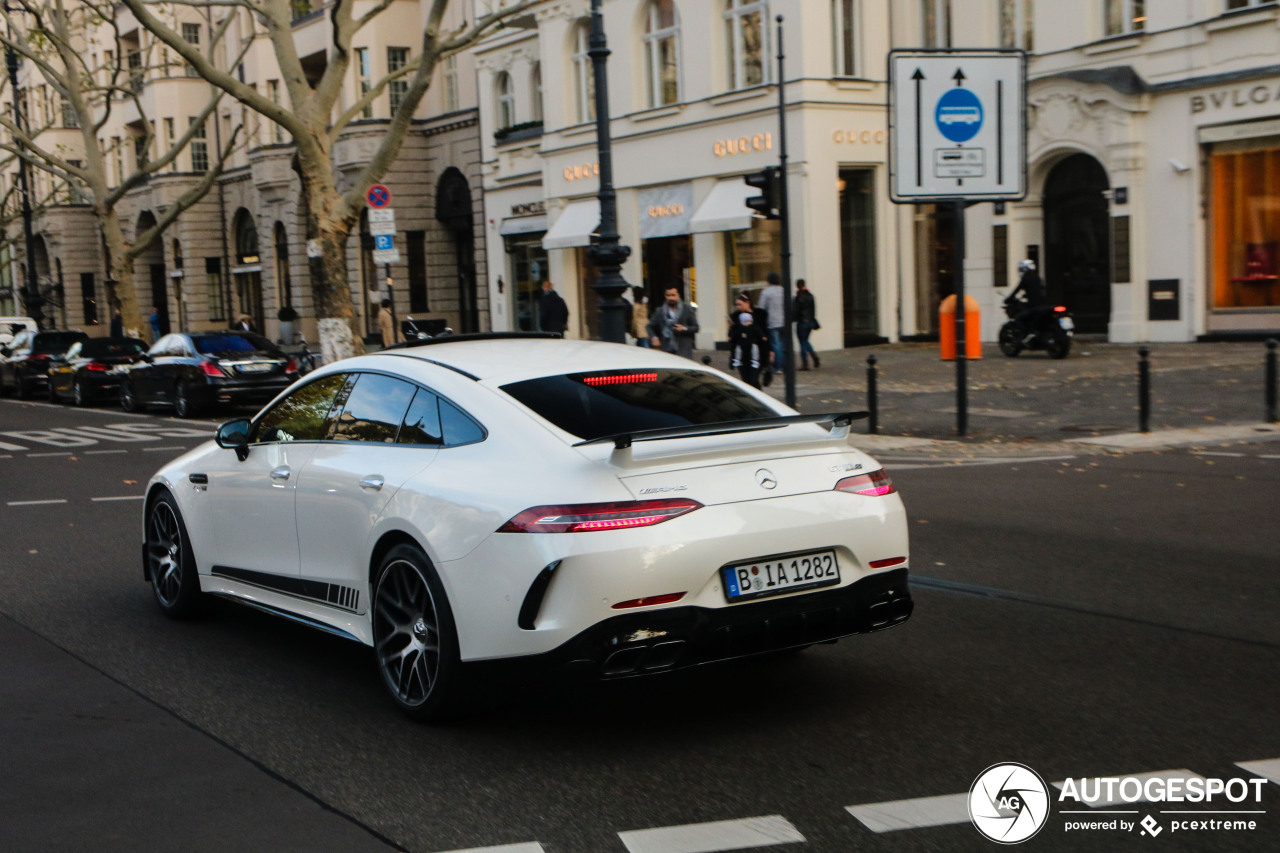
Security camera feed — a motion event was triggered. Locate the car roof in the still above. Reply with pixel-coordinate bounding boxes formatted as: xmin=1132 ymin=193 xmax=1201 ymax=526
xmin=382 ymin=337 xmax=701 ymax=384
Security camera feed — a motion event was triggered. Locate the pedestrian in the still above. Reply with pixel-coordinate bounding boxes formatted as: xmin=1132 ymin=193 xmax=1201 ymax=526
xmin=232 ymin=314 xmax=255 ymax=333
xmin=728 ymin=294 xmax=768 ymax=388
xmin=794 ymin=279 xmax=820 ymax=370
xmin=109 ymin=300 xmax=123 ymax=338
xmin=757 ymin=271 xmax=786 ymax=371
xmin=630 ymin=286 xmax=650 ymax=347
xmin=148 ymin=306 xmax=162 ymax=342
xmin=538 ymin=280 xmax=569 ymax=334
xmin=647 ymin=284 xmax=698 ymax=359
xmin=1007 ymin=259 xmax=1048 ymax=328
xmin=378 ymin=298 xmax=402 ymax=346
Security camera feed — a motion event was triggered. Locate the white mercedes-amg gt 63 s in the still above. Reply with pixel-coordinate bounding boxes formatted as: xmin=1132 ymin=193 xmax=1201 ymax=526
xmin=143 ymin=335 xmax=912 ymax=720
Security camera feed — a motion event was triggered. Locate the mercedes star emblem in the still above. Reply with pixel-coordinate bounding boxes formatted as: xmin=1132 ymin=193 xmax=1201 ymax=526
xmin=755 ymin=468 xmax=778 ymax=490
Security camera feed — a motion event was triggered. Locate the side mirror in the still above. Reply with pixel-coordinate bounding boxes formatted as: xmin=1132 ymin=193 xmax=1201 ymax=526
xmin=215 ymin=418 xmax=252 ymax=461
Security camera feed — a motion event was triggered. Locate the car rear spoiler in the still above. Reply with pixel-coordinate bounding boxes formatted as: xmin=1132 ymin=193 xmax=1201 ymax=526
xmin=573 ymin=411 xmax=867 ymax=451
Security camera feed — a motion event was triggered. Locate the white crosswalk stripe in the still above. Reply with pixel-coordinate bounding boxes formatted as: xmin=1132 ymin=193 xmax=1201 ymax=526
xmin=435 ymin=844 xmax=545 ymax=853
xmin=1237 ymin=758 xmax=1280 ymax=786
xmin=618 ymin=815 xmax=804 ymax=853
xmin=845 ymin=793 xmax=970 ymax=833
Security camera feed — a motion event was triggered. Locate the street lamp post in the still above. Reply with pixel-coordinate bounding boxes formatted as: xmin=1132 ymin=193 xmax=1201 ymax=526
xmin=584 ymin=0 xmax=630 ymax=344
xmin=3 ymin=0 xmax=45 ymax=329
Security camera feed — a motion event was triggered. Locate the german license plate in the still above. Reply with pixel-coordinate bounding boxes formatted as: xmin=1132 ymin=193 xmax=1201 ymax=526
xmin=238 ymin=362 xmax=274 ymax=374
xmin=722 ymin=550 xmax=840 ymax=602
xmin=1059 ymin=317 xmax=1074 ymax=331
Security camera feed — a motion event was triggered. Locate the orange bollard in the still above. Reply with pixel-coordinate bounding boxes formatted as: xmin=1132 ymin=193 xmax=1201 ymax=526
xmin=939 ymin=294 xmax=982 ymax=360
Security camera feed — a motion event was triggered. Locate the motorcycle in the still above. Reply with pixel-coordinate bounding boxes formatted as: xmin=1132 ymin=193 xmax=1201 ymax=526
xmin=999 ymin=296 xmax=1074 ymax=359
xmin=401 ymin=316 xmax=452 ymax=342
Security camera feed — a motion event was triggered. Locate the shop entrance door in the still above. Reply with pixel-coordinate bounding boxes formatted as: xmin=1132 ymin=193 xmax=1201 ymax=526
xmin=149 ymin=264 xmax=171 ymax=336
xmin=641 ymin=235 xmax=694 ymax=307
xmin=1044 ymin=154 xmax=1111 ymax=334
xmin=839 ymin=169 xmax=880 ymax=345
xmin=913 ymin=204 xmax=956 ymax=335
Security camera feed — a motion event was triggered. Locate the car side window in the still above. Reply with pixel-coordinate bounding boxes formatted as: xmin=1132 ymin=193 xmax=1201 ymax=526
xmin=252 ymin=373 xmax=348 ymax=443
xmin=440 ymin=398 xmax=486 ymax=447
xmin=150 ymin=335 xmax=173 ymax=356
xmin=397 ymin=388 xmax=444 ymax=446
xmin=331 ymin=373 xmax=418 ymax=443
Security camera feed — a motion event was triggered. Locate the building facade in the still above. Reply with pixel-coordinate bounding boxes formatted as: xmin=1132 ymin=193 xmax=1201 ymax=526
xmin=476 ymin=0 xmax=1280 ymax=348
xmin=4 ymin=1 xmax=488 ymax=345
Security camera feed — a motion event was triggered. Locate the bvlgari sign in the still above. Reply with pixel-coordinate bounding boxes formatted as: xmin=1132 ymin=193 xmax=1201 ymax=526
xmin=1191 ymin=80 xmax=1280 ymax=113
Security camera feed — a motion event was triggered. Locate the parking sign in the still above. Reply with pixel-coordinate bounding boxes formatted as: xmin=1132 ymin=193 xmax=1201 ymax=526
xmin=889 ymin=50 xmax=1026 ymax=202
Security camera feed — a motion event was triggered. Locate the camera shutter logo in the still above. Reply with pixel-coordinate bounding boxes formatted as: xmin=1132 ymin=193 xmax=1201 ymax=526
xmin=969 ymin=763 xmax=1050 ymax=844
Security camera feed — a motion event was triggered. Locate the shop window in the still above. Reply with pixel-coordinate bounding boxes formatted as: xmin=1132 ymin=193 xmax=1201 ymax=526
xmin=572 ymin=22 xmax=595 ymax=124
xmin=408 ymin=231 xmax=428 ymax=313
xmin=725 ymin=0 xmax=767 ymax=91
xmin=495 ymin=72 xmax=516 ymax=130
xmin=1210 ymin=142 xmax=1280 ymax=309
xmin=993 ymin=224 xmax=1009 ymax=288
xmin=206 ymin=257 xmax=225 ymax=321
xmin=354 ymin=47 xmax=372 ymax=118
xmin=725 ymin=218 xmax=781 ymax=306
xmin=531 ymin=62 xmax=543 ymax=123
xmin=1104 ymin=0 xmax=1145 ymax=37
xmin=644 ymin=1 xmax=680 ymax=107
xmin=388 ymin=47 xmax=409 ymax=115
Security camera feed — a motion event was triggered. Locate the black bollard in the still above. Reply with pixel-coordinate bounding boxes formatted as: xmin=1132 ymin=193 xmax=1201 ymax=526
xmin=866 ymin=354 xmax=879 ymax=435
xmin=1267 ymin=339 xmax=1277 ymax=424
xmin=1138 ymin=346 xmax=1151 ymax=433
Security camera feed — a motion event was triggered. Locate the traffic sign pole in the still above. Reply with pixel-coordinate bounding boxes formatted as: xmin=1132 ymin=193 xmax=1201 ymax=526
xmin=776 ymin=14 xmax=796 ymax=409
xmin=953 ymin=198 xmax=967 ymax=437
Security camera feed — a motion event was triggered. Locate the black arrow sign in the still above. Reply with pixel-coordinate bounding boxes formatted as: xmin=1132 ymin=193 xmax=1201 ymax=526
xmin=953 ymin=68 xmax=966 ymax=87
xmin=912 ymin=68 xmax=924 ymax=187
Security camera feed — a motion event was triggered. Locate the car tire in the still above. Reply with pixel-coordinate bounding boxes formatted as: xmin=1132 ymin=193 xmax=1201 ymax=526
xmin=73 ymin=379 xmax=89 ymax=407
xmin=1047 ymin=332 xmax=1071 ymax=360
xmin=174 ymin=383 xmax=200 ymax=419
xmin=120 ymin=380 xmax=140 ymax=413
xmin=15 ymin=375 xmax=31 ymax=399
xmin=47 ymin=380 xmax=60 ymax=403
xmin=145 ymin=491 xmax=202 ymax=618
xmin=998 ymin=322 xmax=1024 ymax=357
xmin=372 ymin=544 xmax=464 ymax=722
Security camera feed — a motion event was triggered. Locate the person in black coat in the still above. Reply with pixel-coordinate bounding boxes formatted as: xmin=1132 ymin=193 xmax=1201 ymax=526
xmin=538 ymin=280 xmax=569 ymax=334
xmin=728 ymin=292 xmax=768 ymax=388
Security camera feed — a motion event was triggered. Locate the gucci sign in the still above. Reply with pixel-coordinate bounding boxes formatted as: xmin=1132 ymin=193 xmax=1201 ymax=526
xmin=713 ymin=133 xmax=773 ymax=157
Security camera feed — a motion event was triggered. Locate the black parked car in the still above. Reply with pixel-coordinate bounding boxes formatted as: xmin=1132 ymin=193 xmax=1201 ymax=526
xmin=0 ymin=329 xmax=90 ymax=399
xmin=120 ymin=332 xmax=299 ymax=418
xmin=46 ymin=336 xmax=148 ymax=406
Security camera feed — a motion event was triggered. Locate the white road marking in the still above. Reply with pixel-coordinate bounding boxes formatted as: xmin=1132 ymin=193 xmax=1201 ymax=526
xmin=90 ymin=495 xmax=145 ymax=502
xmin=7 ymin=499 xmax=69 ymax=507
xmin=1191 ymin=451 xmax=1246 ymax=457
xmin=1259 ymin=454 xmax=1280 ymax=460
xmin=846 ymin=793 xmax=969 ymax=833
xmin=886 ymin=455 xmax=1078 ymax=470
xmin=26 ymin=452 xmax=73 ymax=458
xmin=84 ymin=449 xmax=128 ymax=455
xmin=619 ymin=815 xmax=804 ymax=853
xmin=1237 ymin=758 xmax=1280 ymax=786
xmin=143 ymin=446 xmax=187 ymax=452
xmin=1053 ymin=770 xmax=1207 ymax=807
xmin=434 ymin=845 xmax=545 ymax=853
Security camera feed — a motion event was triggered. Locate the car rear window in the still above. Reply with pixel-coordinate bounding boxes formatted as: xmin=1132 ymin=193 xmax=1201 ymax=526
xmin=33 ymin=332 xmax=89 ymax=353
xmin=193 ymin=333 xmax=277 ymax=355
xmin=500 ymin=368 xmax=775 ymax=441
xmin=82 ymin=338 xmax=146 ymax=358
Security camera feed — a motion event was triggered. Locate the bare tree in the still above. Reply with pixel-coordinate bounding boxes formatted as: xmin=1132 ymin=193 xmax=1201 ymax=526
xmin=0 ymin=0 xmax=241 ymax=334
xmin=122 ymin=0 xmax=535 ymax=361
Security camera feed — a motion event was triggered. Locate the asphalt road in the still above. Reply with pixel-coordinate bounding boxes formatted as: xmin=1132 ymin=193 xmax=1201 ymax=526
xmin=1 ymin=398 xmax=1277 ymax=853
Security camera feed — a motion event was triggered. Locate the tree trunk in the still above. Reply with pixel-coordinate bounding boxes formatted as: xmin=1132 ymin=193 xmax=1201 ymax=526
xmin=297 ymin=158 xmax=364 ymax=364
xmin=99 ymin=211 xmax=146 ymax=340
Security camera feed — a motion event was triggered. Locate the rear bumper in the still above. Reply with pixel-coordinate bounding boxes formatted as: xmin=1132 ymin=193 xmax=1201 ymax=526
xmin=200 ymin=377 xmax=294 ymax=406
xmin=476 ymin=568 xmax=912 ymax=680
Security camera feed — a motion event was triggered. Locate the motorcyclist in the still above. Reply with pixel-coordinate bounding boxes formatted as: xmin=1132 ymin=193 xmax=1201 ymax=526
xmin=1006 ymin=259 xmax=1048 ymax=329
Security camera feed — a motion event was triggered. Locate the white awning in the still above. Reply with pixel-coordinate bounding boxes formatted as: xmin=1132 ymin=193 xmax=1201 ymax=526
xmin=690 ymin=179 xmax=756 ymax=233
xmin=542 ymin=200 xmax=600 ymax=250
xmin=499 ymin=215 xmax=548 ymax=237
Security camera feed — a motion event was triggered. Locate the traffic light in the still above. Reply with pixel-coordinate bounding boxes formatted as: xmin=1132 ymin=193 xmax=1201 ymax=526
xmin=744 ymin=166 xmax=782 ymax=220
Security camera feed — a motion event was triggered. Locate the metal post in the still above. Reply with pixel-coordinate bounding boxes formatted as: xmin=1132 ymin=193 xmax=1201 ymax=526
xmin=776 ymin=15 xmax=796 ymax=408
xmin=1265 ymin=338 xmax=1277 ymax=424
xmin=384 ymin=263 xmax=397 ymax=343
xmin=585 ymin=0 xmax=631 ymax=344
xmin=4 ymin=0 xmax=44 ymax=329
xmin=953 ymin=198 xmax=967 ymax=437
xmin=866 ymin=354 xmax=879 ymax=435
xmin=1138 ymin=346 xmax=1151 ymax=433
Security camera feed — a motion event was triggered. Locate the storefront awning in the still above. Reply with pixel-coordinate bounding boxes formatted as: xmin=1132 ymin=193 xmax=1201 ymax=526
xmin=690 ymin=179 xmax=756 ymax=233
xmin=499 ymin=215 xmax=548 ymax=237
xmin=542 ymin=200 xmax=600 ymax=250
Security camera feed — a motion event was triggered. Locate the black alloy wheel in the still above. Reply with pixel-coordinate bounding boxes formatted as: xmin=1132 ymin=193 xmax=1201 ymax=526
xmin=174 ymin=383 xmax=199 ymax=419
xmin=1047 ymin=332 xmax=1072 ymax=360
xmin=73 ymin=378 xmax=88 ymax=407
xmin=119 ymin=380 xmax=140 ymax=413
xmin=998 ymin=322 xmax=1024 ymax=357
xmin=145 ymin=491 xmax=202 ymax=618
xmin=372 ymin=544 xmax=462 ymax=722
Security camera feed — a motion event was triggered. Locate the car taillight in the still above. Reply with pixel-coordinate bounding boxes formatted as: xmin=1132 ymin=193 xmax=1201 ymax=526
xmin=611 ymin=592 xmax=686 ymax=610
xmin=498 ymin=499 xmax=702 ymax=533
xmin=27 ymin=354 xmax=49 ymax=363
xmin=285 ymin=357 xmax=298 ymax=374
xmin=1054 ymin=305 xmax=1068 ymax=313
xmin=869 ymin=556 xmax=907 ymax=569
xmin=835 ymin=469 xmax=896 ymax=496
xmin=84 ymin=361 xmax=109 ymax=372
xmin=201 ymin=362 xmax=225 ymax=377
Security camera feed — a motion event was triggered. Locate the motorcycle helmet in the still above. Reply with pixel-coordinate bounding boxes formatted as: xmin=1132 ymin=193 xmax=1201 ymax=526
xmin=1018 ymin=259 xmax=1036 ymax=273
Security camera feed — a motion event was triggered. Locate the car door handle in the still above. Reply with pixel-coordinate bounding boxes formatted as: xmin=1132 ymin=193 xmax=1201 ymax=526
xmin=360 ymin=475 xmax=384 ymax=491
xmin=270 ymin=466 xmax=291 ymax=481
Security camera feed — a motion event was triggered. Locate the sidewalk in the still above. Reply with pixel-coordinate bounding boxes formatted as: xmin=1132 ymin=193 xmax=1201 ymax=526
xmin=728 ymin=339 xmax=1280 ymax=455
